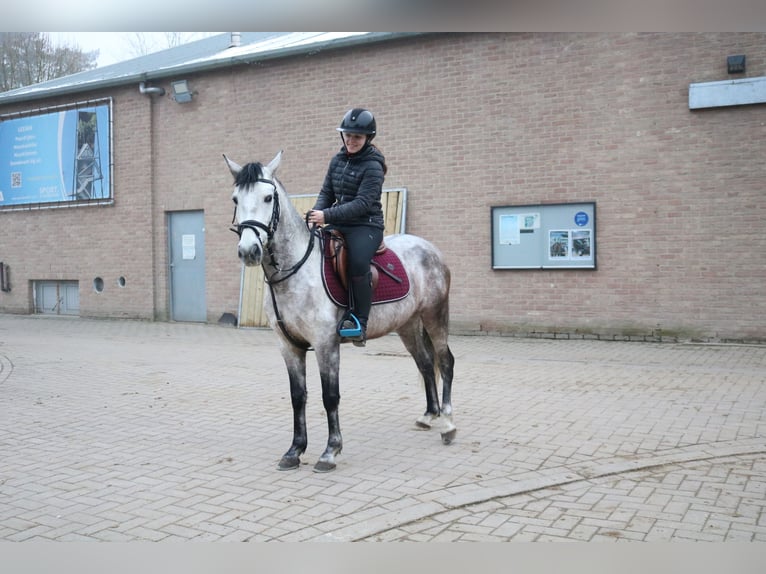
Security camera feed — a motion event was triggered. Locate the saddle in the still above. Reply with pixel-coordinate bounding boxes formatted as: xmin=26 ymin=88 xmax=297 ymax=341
xmin=320 ymin=228 xmax=411 ymax=308
xmin=325 ymin=228 xmax=387 ymax=291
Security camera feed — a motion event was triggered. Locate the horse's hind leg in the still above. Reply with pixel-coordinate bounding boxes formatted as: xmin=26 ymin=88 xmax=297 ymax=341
xmin=278 ymin=347 xmax=309 ymax=470
xmin=421 ymin=303 xmax=457 ymax=444
xmin=397 ymin=318 xmax=455 ymax=443
xmin=434 ymin=340 xmax=456 ymax=444
xmin=430 ymin=325 xmax=455 ymax=419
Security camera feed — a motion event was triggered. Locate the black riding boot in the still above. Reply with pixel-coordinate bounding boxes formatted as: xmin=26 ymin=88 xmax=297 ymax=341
xmin=350 ymin=272 xmax=373 ymax=347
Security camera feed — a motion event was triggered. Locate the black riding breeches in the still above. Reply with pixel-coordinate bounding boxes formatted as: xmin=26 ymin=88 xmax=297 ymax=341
xmin=333 ymin=224 xmax=383 ymax=323
xmin=333 ymin=224 xmax=384 ymax=277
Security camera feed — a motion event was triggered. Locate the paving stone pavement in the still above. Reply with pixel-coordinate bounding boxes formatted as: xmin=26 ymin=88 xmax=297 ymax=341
xmin=1 ymin=314 xmax=765 ymax=542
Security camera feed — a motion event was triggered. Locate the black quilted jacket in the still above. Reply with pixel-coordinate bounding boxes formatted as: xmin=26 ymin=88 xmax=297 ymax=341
xmin=313 ymin=144 xmax=386 ymax=229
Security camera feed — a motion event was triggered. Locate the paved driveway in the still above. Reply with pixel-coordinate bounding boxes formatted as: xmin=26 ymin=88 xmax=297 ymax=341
xmin=1 ymin=314 xmax=765 ymax=542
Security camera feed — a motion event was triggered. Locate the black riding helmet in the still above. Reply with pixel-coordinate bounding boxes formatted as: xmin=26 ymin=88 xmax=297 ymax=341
xmin=336 ymin=108 xmax=376 ymax=142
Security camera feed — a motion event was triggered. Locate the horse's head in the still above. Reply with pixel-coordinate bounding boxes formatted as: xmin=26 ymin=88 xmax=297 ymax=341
xmin=224 ymin=151 xmax=283 ymax=266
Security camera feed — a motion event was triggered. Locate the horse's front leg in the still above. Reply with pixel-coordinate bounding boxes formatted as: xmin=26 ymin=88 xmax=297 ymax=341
xmin=314 ymin=344 xmax=342 ymax=472
xmin=278 ymin=347 xmax=308 ymax=470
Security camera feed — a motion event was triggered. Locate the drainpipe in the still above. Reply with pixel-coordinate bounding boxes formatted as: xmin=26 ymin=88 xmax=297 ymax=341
xmin=139 ymin=82 xmax=165 ymax=97
xmin=137 ymin=81 xmax=164 ymax=318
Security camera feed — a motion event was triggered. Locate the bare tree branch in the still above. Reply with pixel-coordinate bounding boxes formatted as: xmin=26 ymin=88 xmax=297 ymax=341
xmin=126 ymin=32 xmax=210 ymax=58
xmin=0 ymin=33 xmax=97 ymax=91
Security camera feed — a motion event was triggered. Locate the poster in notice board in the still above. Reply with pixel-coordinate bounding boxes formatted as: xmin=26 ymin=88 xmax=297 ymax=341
xmin=491 ymin=202 xmax=596 ymax=269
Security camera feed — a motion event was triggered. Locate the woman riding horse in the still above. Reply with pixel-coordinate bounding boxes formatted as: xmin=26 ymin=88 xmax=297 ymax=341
xmin=308 ymin=108 xmax=386 ymax=347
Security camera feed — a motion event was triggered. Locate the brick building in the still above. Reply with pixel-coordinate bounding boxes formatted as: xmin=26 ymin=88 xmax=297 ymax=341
xmin=1 ymin=32 xmax=764 ymax=341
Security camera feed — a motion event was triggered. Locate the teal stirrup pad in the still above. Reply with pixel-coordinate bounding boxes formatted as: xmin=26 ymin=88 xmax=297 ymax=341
xmin=338 ymin=313 xmax=363 ymax=338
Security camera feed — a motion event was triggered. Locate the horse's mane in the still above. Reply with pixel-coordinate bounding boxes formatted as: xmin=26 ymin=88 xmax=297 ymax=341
xmin=234 ymin=162 xmax=266 ymax=188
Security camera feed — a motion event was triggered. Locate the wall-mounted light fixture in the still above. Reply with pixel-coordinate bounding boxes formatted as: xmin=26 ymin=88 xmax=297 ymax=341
xmin=171 ymin=80 xmax=194 ymax=103
xmin=727 ymin=55 xmax=746 ymax=74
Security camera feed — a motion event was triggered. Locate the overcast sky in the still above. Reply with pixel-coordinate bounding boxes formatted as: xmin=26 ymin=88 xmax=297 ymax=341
xmin=48 ymin=32 xmax=219 ymax=68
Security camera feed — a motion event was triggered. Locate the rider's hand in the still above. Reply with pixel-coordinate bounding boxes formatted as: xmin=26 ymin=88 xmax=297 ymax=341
xmin=308 ymin=210 xmax=325 ymax=225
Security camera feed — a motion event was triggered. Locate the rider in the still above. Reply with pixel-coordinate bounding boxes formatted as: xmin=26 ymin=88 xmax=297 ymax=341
xmin=308 ymin=108 xmax=387 ymax=347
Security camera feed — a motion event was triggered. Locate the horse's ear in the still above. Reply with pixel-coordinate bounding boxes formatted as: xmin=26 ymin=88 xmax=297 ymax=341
xmin=266 ymin=150 xmax=283 ymax=174
xmin=223 ymin=154 xmax=242 ymax=177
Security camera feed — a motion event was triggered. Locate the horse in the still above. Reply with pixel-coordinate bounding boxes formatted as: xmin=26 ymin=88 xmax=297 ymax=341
xmin=224 ymin=151 xmax=456 ymax=472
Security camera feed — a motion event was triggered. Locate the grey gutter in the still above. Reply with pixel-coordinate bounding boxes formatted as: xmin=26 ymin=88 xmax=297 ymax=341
xmin=0 ymin=32 xmax=425 ymax=106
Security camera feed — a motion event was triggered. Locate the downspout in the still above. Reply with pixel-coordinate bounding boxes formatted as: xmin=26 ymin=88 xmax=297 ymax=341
xmin=138 ymin=81 xmax=164 ymax=319
xmin=139 ymin=82 xmax=165 ymax=97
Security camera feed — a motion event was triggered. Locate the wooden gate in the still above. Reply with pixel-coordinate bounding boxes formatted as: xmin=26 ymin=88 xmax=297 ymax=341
xmin=237 ymin=188 xmax=407 ymax=327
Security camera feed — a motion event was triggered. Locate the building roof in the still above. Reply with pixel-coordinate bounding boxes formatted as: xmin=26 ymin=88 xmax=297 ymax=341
xmin=0 ymin=32 xmax=419 ymax=105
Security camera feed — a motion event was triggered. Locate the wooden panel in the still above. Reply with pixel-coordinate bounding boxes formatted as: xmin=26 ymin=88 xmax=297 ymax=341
xmin=238 ymin=189 xmax=406 ymax=327
xmin=383 ymin=187 xmax=406 ymax=236
xmin=290 ymin=196 xmax=317 ymax=222
xmin=238 ymin=265 xmax=266 ymax=326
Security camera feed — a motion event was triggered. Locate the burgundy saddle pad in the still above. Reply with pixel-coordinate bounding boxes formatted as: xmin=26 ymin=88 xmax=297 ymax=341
xmin=321 ymin=237 xmax=411 ymax=308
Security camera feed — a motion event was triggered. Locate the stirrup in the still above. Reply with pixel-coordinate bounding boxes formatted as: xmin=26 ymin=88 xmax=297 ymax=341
xmin=338 ymin=313 xmax=363 ymax=338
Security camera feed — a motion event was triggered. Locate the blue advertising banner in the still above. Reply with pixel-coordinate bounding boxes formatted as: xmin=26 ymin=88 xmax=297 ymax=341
xmin=0 ymin=102 xmax=110 ymax=207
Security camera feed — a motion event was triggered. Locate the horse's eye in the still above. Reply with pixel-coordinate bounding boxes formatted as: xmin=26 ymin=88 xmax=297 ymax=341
xmin=265 ymin=195 xmax=273 ymax=203
xmin=232 ymin=197 xmax=238 ymax=205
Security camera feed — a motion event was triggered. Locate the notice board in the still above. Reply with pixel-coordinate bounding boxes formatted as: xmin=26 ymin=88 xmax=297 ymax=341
xmin=491 ymin=202 xmax=596 ymax=269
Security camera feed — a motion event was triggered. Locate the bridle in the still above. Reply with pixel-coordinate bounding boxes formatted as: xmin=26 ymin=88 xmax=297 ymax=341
xmin=230 ymin=177 xmax=280 ymax=252
xmin=229 ymin=177 xmax=319 ymax=350
xmin=230 ymin=178 xmax=319 ymax=284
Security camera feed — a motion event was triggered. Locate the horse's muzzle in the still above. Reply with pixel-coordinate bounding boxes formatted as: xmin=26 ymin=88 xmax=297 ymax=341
xmin=238 ymin=242 xmax=262 ymax=266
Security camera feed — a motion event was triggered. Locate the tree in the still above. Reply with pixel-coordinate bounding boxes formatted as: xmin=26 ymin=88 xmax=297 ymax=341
xmin=0 ymin=33 xmax=98 ymax=92
xmin=125 ymin=32 xmax=214 ymax=59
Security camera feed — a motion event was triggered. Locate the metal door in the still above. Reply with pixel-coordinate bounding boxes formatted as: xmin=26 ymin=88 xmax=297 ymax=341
xmin=168 ymin=210 xmax=206 ymax=322
xmin=35 ymin=281 xmax=79 ymax=315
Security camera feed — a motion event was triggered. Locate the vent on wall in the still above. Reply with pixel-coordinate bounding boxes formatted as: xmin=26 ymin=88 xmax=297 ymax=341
xmin=0 ymin=262 xmax=9 ymax=292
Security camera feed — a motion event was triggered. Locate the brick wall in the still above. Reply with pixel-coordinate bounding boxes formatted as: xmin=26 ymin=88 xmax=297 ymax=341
xmin=2 ymin=33 xmax=764 ymax=340
xmin=0 ymin=89 xmax=157 ymax=319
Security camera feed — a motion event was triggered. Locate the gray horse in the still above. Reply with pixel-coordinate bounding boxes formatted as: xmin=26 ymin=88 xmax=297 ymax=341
xmin=225 ymin=151 xmax=456 ymax=472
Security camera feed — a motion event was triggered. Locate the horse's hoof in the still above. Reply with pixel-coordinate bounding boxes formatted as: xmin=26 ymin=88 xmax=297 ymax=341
xmin=415 ymin=413 xmax=435 ymax=429
xmin=441 ymin=429 xmax=457 ymax=445
xmin=278 ymin=455 xmax=301 ymax=470
xmin=313 ymin=460 xmax=337 ymax=473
